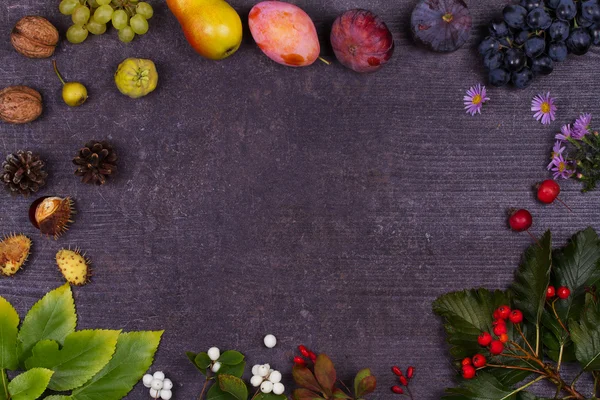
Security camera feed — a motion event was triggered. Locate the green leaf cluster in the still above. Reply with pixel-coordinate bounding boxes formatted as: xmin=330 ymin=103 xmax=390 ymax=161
xmin=0 ymin=284 xmax=163 ymax=400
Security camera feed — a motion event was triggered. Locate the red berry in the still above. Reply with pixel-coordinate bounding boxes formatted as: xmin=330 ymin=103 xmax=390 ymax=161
xmin=462 ymin=365 xmax=476 ymax=379
xmin=392 ymin=366 xmax=403 ymax=376
xmin=546 ymin=286 xmax=556 ymax=299
xmin=509 ymin=209 xmax=532 ymax=232
xmin=489 ymin=340 xmax=504 ymax=355
xmin=472 ymin=354 xmax=486 ymax=368
xmin=391 ymin=386 xmax=404 ymax=395
xmin=399 ymin=376 xmax=408 ymax=386
xmin=492 ymin=319 xmax=506 ymax=327
xmin=293 ymin=356 xmax=306 ymax=365
xmin=557 ymin=286 xmax=571 ymax=299
xmin=499 ymin=333 xmax=509 ymax=343
xmin=298 ymin=345 xmax=309 ymax=357
xmin=493 ymin=324 xmax=507 ymax=336
xmin=492 ymin=310 xmax=501 ymax=320
xmin=461 ymin=358 xmax=472 ymax=366
xmin=308 ymin=351 xmax=317 ymax=361
xmin=407 ymin=366 xmax=414 ymax=379
xmin=496 ymin=305 xmax=511 ymax=320
xmin=509 ymin=310 xmax=523 ymax=324
xmin=538 ymin=180 xmax=560 ymax=204
xmin=477 ymin=332 xmax=493 ymax=347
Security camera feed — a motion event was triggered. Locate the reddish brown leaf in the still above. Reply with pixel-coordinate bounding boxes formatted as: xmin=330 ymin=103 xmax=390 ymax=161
xmin=292 ymin=364 xmax=323 ymax=394
xmin=356 ymin=375 xmax=377 ymax=398
xmin=314 ymin=354 xmax=336 ymax=396
xmin=293 ymin=388 xmax=325 ymax=400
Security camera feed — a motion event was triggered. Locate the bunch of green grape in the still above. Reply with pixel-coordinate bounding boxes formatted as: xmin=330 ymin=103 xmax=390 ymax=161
xmin=58 ymin=0 xmax=154 ymax=44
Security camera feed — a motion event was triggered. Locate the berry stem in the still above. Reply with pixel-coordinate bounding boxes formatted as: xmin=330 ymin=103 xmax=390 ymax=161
xmin=526 ymin=230 xmax=542 ymax=249
xmin=551 ymin=299 xmax=570 ymax=334
xmin=249 ymin=389 xmax=261 ymax=400
xmin=556 ymin=196 xmax=573 ymax=213
xmin=405 ymin=385 xmax=414 ymax=400
xmin=52 ymin=60 xmax=66 ymax=86
xmin=1 ymin=369 xmax=9 ymax=400
xmin=557 ymin=343 xmax=564 ymax=372
xmin=337 ymin=378 xmax=352 ymax=397
xmin=514 ymin=324 xmax=536 ymax=356
xmin=197 ymin=372 xmax=212 ymax=400
xmin=318 ymin=56 xmax=331 ymax=65
xmin=485 ymin=364 xmax=545 ymax=375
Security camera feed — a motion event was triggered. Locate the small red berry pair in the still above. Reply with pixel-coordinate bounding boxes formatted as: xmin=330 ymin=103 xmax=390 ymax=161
xmin=546 ymin=285 xmax=571 ymax=300
xmin=390 ymin=365 xmax=414 ymax=396
xmin=461 ymin=354 xmax=486 ymax=379
xmin=294 ymin=345 xmax=317 ymax=365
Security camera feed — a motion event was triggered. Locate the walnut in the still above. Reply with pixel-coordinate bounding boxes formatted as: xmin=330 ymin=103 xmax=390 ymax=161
xmin=0 ymin=86 xmax=43 ymax=124
xmin=11 ymin=16 xmax=59 ymax=59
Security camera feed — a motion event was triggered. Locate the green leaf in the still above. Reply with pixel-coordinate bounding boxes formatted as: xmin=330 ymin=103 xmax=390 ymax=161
xmin=332 ymin=388 xmax=351 ymax=399
xmin=18 ymin=284 xmax=77 ymax=364
xmin=443 ymin=372 xmax=535 ymax=399
xmin=186 ymin=352 xmax=206 ymax=374
xmin=218 ymin=350 xmax=244 ymax=366
xmin=353 ymin=369 xmax=372 ymax=396
xmin=314 ymin=354 xmax=336 ymax=396
xmin=571 ymin=301 xmax=600 ymax=370
xmin=8 ymin=368 xmax=53 ymax=400
xmin=44 ymin=397 xmax=72 ymax=400
xmin=218 ymin=374 xmax=247 ymax=400
xmin=71 ymin=331 xmax=163 ymax=400
xmin=255 ymin=393 xmax=287 ymax=400
xmin=511 ymin=231 xmax=552 ymax=326
xmin=0 ymin=369 xmax=9 ymax=400
xmin=207 ymin=380 xmax=236 ymax=400
xmin=292 ymin=388 xmax=325 ymax=400
xmin=195 ymin=352 xmax=212 ymax=369
xmin=0 ymin=296 xmax=19 ymax=370
xmin=217 ymin=361 xmax=245 ymax=378
xmin=355 ymin=376 xmax=376 ymax=398
xmin=292 ymin=365 xmax=322 ymax=394
xmin=25 ymin=329 xmax=120 ymax=391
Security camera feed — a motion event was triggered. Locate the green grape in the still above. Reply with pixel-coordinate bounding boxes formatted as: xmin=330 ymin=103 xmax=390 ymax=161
xmin=96 ymin=0 xmax=111 ymax=5
xmin=111 ymin=9 xmax=129 ymax=30
xmin=118 ymin=26 xmax=136 ymax=43
xmin=66 ymin=25 xmax=89 ymax=43
xmin=59 ymin=0 xmax=78 ymax=15
xmin=88 ymin=0 xmax=99 ymax=7
xmin=72 ymin=5 xmax=91 ymax=25
xmin=130 ymin=14 xmax=148 ymax=35
xmin=93 ymin=4 xmax=114 ymax=24
xmin=136 ymin=2 xmax=154 ymax=19
xmin=87 ymin=18 xmax=107 ymax=35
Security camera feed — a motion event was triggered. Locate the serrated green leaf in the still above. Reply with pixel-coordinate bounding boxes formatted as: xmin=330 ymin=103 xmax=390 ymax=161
xmin=71 ymin=331 xmax=163 ymax=400
xmin=255 ymin=393 xmax=287 ymax=400
xmin=8 ymin=368 xmax=53 ymax=400
xmin=353 ymin=369 xmax=372 ymax=396
xmin=217 ymin=361 xmax=245 ymax=378
xmin=18 ymin=284 xmax=77 ymax=364
xmin=218 ymin=374 xmax=247 ymax=400
xmin=25 ymin=329 xmax=120 ymax=391
xmin=0 ymin=296 xmax=19 ymax=370
xmin=218 ymin=350 xmax=244 ymax=366
xmin=314 ymin=355 xmax=335 ymax=396
xmin=571 ymin=301 xmax=600 ymax=370
xmin=207 ymin=380 xmax=236 ymax=400
xmin=511 ymin=231 xmax=552 ymax=326
xmin=443 ymin=372 xmax=536 ymax=400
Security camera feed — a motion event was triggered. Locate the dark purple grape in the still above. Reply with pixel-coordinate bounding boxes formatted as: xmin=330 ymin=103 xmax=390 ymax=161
xmin=578 ymin=15 xmax=595 ymax=28
xmin=489 ymin=68 xmax=511 ymax=87
xmin=483 ymin=51 xmax=503 ymax=70
xmin=527 ymin=7 xmax=552 ymax=30
xmin=547 ymin=0 xmax=561 ymax=8
xmin=503 ymin=5 xmax=528 ymax=28
xmin=411 ymin=0 xmax=473 ymax=52
xmin=524 ymin=36 xmax=545 ymax=58
xmin=548 ymin=20 xmax=570 ymax=41
xmin=489 ymin=20 xmax=510 ymax=37
xmin=478 ymin=36 xmax=500 ymax=56
xmin=504 ymin=48 xmax=527 ymax=71
xmin=581 ymin=0 xmax=600 ymax=23
xmin=548 ymin=41 xmax=568 ymax=61
xmin=556 ymin=0 xmax=577 ymax=21
xmin=512 ymin=68 xmax=534 ymax=89
xmin=520 ymin=0 xmax=543 ymax=11
xmin=515 ymin=30 xmax=531 ymax=45
xmin=532 ymin=55 xmax=554 ymax=75
xmin=567 ymin=28 xmax=592 ymax=55
xmin=590 ymin=24 xmax=600 ymax=44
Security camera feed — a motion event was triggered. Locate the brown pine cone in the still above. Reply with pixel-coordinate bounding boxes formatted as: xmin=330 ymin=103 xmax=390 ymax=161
xmin=73 ymin=141 xmax=117 ymax=185
xmin=2 ymin=151 xmax=48 ymax=196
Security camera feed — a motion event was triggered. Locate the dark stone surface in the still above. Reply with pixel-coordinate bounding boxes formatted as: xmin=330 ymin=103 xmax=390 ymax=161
xmin=2 ymin=0 xmax=600 ymax=398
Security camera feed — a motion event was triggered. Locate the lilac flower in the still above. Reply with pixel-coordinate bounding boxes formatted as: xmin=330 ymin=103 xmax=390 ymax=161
xmin=549 ymin=154 xmax=574 ymax=180
xmin=463 ymin=84 xmax=489 ymax=116
xmin=531 ymin=92 xmax=557 ymax=125
xmin=555 ymin=124 xmax=574 ymax=141
xmin=573 ymin=113 xmax=592 ymax=139
xmin=548 ymin=141 xmax=566 ymax=170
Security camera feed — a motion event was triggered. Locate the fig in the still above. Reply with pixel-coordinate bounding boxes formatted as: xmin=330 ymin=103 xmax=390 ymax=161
xmin=248 ymin=1 xmax=320 ymax=67
xmin=330 ymin=9 xmax=394 ymax=73
xmin=411 ymin=0 xmax=472 ymax=52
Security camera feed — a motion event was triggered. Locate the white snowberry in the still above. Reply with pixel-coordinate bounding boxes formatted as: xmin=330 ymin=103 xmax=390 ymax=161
xmin=143 ymin=374 xmax=154 ymax=388
xmin=263 ymin=334 xmax=277 ymax=348
xmin=160 ymin=389 xmax=173 ymax=400
xmin=258 ymin=365 xmax=269 ymax=377
xmin=153 ymin=371 xmax=165 ymax=381
xmin=149 ymin=388 xmax=160 ymax=398
xmin=212 ymin=361 xmax=222 ymax=373
xmin=260 ymin=381 xmax=273 ymax=394
xmin=162 ymin=379 xmax=173 ymax=390
xmin=252 ymin=364 xmax=261 ymax=376
xmin=250 ymin=375 xmax=264 ymax=387
xmin=273 ymin=382 xmax=285 ymax=395
xmin=151 ymin=379 xmax=164 ymax=391
xmin=208 ymin=347 xmax=220 ymax=361
xmin=268 ymin=370 xmax=282 ymax=383
xmin=263 ymin=364 xmax=270 ymax=370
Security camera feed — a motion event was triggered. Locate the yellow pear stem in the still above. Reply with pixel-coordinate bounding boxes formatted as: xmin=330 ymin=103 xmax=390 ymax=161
xmin=52 ymin=60 xmax=66 ymax=86
xmin=318 ymin=56 xmax=331 ymax=65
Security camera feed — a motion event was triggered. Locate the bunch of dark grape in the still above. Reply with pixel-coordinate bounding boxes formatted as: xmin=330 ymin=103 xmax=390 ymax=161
xmin=479 ymin=0 xmax=600 ymax=89
xmin=59 ymin=0 xmax=154 ymax=44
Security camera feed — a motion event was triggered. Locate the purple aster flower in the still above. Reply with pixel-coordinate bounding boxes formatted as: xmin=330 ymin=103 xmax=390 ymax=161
xmin=464 ymin=84 xmax=489 ymax=116
xmin=548 ymin=141 xmax=566 ymax=170
xmin=549 ymin=154 xmax=574 ymax=180
xmin=531 ymin=92 xmax=557 ymax=125
xmin=555 ymin=124 xmax=574 ymax=141
xmin=573 ymin=113 xmax=592 ymax=139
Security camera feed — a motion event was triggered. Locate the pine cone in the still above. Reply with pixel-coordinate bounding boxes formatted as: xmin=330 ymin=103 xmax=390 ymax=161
xmin=2 ymin=151 xmax=48 ymax=196
xmin=73 ymin=141 xmax=117 ymax=185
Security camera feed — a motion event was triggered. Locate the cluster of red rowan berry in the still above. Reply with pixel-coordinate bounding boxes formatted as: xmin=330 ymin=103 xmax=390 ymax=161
xmin=293 ymin=345 xmax=317 ymax=365
xmin=390 ymin=365 xmax=414 ymax=397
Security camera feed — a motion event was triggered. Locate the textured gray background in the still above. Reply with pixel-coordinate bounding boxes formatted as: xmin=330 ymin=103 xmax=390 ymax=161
xmin=1 ymin=0 xmax=600 ymax=398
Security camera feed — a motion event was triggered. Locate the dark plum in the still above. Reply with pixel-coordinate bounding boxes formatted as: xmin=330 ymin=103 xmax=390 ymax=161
xmin=503 ymin=5 xmax=528 ymax=29
xmin=483 ymin=51 xmax=503 ymax=70
xmin=515 ymin=30 xmax=531 ymax=45
xmin=581 ymin=0 xmax=600 ymax=23
xmin=520 ymin=0 xmax=542 ymax=11
xmin=567 ymin=28 xmax=592 ymax=55
xmin=532 ymin=55 xmax=554 ymax=75
xmin=489 ymin=20 xmax=510 ymax=37
xmin=478 ymin=36 xmax=500 ymax=55
xmin=411 ymin=0 xmax=472 ymax=52
xmin=489 ymin=68 xmax=511 ymax=87
xmin=556 ymin=0 xmax=577 ymax=21
xmin=548 ymin=20 xmax=570 ymax=41
xmin=524 ymin=36 xmax=545 ymax=58
xmin=512 ymin=68 xmax=534 ymax=89
xmin=590 ymin=24 xmax=600 ymax=45
xmin=527 ymin=7 xmax=552 ymax=30
xmin=504 ymin=48 xmax=526 ymax=71
xmin=548 ymin=41 xmax=568 ymax=61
